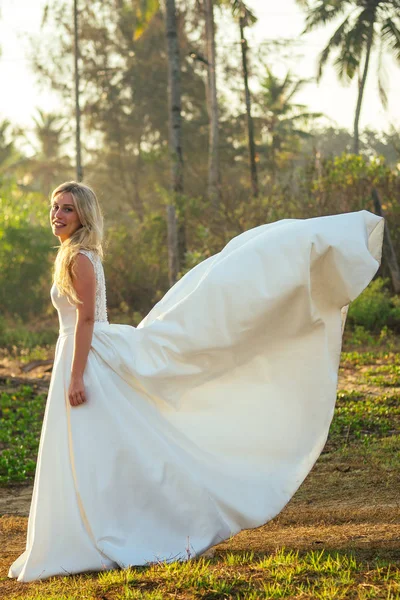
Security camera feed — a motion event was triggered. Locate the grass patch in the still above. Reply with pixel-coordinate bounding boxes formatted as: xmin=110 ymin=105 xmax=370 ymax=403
xmin=4 ymin=549 xmax=400 ymax=599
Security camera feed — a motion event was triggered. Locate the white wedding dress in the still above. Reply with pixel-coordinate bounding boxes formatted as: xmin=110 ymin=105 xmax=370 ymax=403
xmin=8 ymin=210 xmax=384 ymax=582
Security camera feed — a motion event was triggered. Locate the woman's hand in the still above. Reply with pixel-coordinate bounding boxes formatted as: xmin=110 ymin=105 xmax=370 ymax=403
xmin=69 ymin=374 xmax=86 ymax=406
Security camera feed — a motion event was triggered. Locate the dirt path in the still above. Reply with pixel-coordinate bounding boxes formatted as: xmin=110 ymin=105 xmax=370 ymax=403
xmin=0 ymin=486 xmax=33 ymax=518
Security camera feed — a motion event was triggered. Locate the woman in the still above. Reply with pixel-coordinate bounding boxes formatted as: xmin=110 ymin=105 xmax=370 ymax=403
xmin=9 ymin=181 xmax=384 ymax=582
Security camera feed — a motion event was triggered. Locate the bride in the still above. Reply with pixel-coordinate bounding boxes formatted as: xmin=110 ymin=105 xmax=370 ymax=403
xmin=8 ymin=181 xmax=384 ymax=582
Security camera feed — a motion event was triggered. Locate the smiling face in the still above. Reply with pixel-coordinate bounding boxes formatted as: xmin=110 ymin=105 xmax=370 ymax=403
xmin=50 ymin=192 xmax=82 ymax=243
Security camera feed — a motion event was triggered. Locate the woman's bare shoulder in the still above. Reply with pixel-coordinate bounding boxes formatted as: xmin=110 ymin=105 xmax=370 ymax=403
xmin=77 ymin=249 xmax=98 ymax=266
xmin=70 ymin=252 xmax=96 ymax=283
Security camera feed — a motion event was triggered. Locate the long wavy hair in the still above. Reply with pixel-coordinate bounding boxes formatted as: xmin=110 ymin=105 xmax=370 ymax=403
xmin=50 ymin=181 xmax=104 ymax=306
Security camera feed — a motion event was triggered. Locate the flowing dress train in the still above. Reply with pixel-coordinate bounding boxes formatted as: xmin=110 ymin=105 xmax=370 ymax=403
xmin=8 ymin=210 xmax=384 ymax=582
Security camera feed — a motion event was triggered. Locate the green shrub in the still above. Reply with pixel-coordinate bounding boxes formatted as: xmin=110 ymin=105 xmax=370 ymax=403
xmin=0 ymin=314 xmax=57 ymax=351
xmin=0 ymin=179 xmax=54 ymax=320
xmin=348 ymin=278 xmax=400 ymax=331
xmin=0 ymin=385 xmax=46 ymax=485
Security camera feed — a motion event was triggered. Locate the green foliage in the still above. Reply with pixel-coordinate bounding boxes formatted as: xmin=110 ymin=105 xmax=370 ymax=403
xmin=3 ymin=0 xmax=399 ymax=330
xmin=105 ymin=209 xmax=169 ymax=318
xmin=330 ymin=391 xmax=399 ymax=444
xmin=340 ymin=351 xmax=382 ymax=366
xmin=0 ymin=178 xmax=54 ymax=319
xmin=0 ymin=119 xmax=20 ymax=172
xmin=348 ymin=278 xmax=400 ymax=332
xmin=310 ymin=153 xmax=395 ymax=215
xmin=255 ymin=68 xmax=322 ymax=176
xmin=0 ymin=385 xmax=46 ymax=485
xmin=345 ymin=325 xmax=398 ymax=349
xmin=0 ymin=152 xmax=399 ymax=331
xmin=0 ymin=225 xmax=53 ymax=316
xmin=0 ymin=315 xmax=57 ymax=351
xmin=362 ymin=364 xmax=400 ymax=387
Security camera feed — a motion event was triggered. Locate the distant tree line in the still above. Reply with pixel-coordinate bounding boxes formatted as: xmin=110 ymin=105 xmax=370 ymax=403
xmin=0 ymin=0 xmax=399 ymax=324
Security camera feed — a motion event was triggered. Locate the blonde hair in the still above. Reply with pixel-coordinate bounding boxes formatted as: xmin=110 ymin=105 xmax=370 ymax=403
xmin=50 ymin=181 xmax=104 ymax=306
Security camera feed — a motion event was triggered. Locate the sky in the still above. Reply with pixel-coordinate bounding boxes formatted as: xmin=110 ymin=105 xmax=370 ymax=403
xmin=0 ymin=0 xmax=399 ymax=134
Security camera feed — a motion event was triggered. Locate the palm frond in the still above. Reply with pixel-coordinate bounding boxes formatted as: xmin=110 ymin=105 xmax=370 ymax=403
xmin=280 ymin=71 xmax=293 ymax=95
xmin=290 ymin=129 xmax=314 ymax=139
xmin=333 ymin=48 xmax=359 ymax=82
xmin=133 ymin=0 xmax=159 ymax=41
xmin=285 ymin=79 xmax=310 ymax=102
xmin=41 ymin=3 xmax=50 ymax=28
xmin=316 ymin=14 xmax=352 ymax=80
xmin=377 ymin=36 xmax=389 ymax=109
xmin=230 ymin=0 xmax=257 ymax=26
xmin=260 ymin=68 xmax=288 ymax=111
xmin=332 ymin=10 xmax=375 ymax=82
xmin=347 ymin=7 xmax=375 ymax=51
xmin=280 ymin=111 xmax=324 ymax=123
xmin=300 ymin=0 xmax=352 ymax=34
xmin=380 ymin=17 xmax=400 ymax=63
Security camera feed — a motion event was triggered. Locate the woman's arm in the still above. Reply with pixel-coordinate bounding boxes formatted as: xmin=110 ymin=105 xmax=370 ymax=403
xmin=69 ymin=253 xmax=96 ymax=407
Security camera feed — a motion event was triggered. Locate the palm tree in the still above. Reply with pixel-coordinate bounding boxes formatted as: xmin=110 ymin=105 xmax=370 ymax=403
xmin=204 ymin=0 xmax=221 ymax=208
xmin=115 ymin=0 xmax=182 ymax=285
xmin=74 ymin=0 xmax=83 ymax=180
xmin=28 ymin=110 xmax=71 ymax=191
xmin=256 ymin=69 xmax=321 ymax=177
xmin=165 ymin=0 xmax=183 ymax=286
xmin=296 ymin=0 xmax=400 ymax=154
xmin=202 ymin=0 xmax=258 ymax=202
xmin=231 ymin=0 xmax=258 ymax=197
xmin=32 ymin=110 xmax=68 ymax=158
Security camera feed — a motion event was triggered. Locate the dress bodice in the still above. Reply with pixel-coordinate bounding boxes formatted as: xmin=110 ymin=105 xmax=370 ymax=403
xmin=51 ymin=249 xmax=108 ymax=335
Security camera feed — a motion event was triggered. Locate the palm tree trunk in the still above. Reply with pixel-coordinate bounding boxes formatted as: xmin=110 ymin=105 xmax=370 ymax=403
xmin=165 ymin=0 xmax=183 ymax=286
xmin=73 ymin=0 xmax=83 ymax=181
xmin=353 ymin=18 xmax=374 ymax=155
xmin=372 ymin=188 xmax=400 ymax=294
xmin=204 ymin=0 xmax=220 ymax=208
xmin=133 ymin=134 xmax=144 ymax=220
xmin=239 ymin=16 xmax=258 ymax=198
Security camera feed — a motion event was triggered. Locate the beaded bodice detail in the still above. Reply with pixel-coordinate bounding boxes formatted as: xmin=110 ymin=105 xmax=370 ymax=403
xmin=78 ymin=249 xmax=108 ymax=323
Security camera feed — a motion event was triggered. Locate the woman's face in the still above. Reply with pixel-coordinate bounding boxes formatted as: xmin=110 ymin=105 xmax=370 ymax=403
xmin=50 ymin=192 xmax=82 ymax=243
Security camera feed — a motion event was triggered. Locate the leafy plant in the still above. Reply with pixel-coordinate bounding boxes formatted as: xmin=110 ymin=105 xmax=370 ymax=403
xmin=0 ymin=385 xmax=46 ymax=485
xmin=348 ymin=278 xmax=400 ymax=331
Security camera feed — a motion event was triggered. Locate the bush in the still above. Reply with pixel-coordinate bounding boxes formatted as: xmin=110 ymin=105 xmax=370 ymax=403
xmin=348 ymin=278 xmax=400 ymax=331
xmin=0 ymin=315 xmax=57 ymax=352
xmin=0 ymin=179 xmax=54 ymax=320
